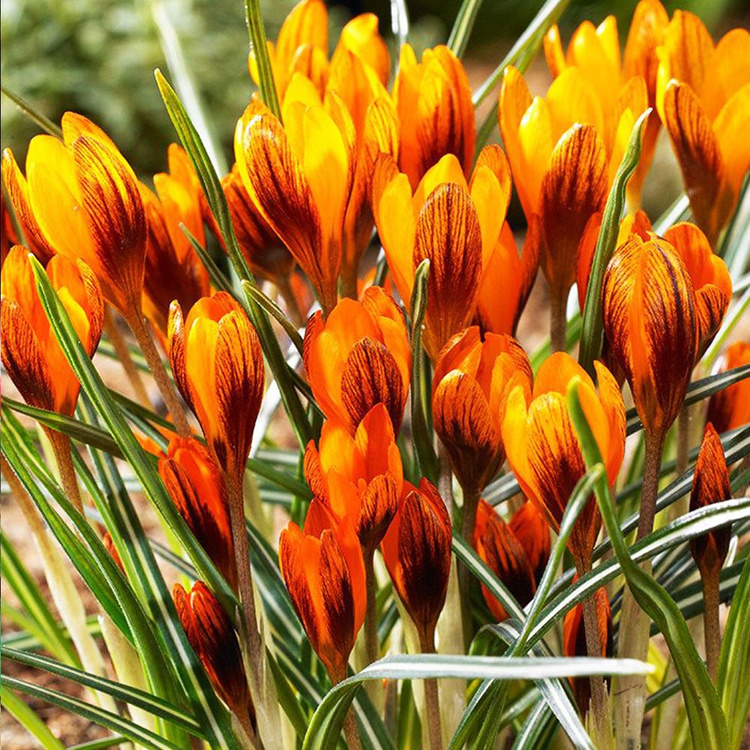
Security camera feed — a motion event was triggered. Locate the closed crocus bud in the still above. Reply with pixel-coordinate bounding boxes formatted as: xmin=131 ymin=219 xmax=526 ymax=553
xmin=373 ymin=148 xmax=513 ymax=358
xmin=168 ymin=292 xmax=265 ymax=484
xmin=381 ymin=478 xmax=451 ymax=650
xmin=656 ymin=13 xmax=750 ymax=244
xmin=304 ymin=287 xmax=411 ymax=433
xmin=279 ymin=499 xmax=366 ymax=682
xmin=2 ymin=149 xmax=56 ymax=263
xmin=234 ymin=94 xmax=355 ymax=317
xmin=158 ymin=437 xmax=236 ymax=590
xmin=502 ymin=354 xmax=626 ymax=568
xmin=140 ymin=183 xmax=210 ymax=339
xmin=1 ymin=246 xmax=103 ymax=416
xmin=173 ymin=582 xmax=254 ymax=728
xmin=603 ymin=233 xmax=699 ymax=442
xmin=393 ymin=44 xmax=475 ymax=189
xmin=474 ymin=499 xmax=549 ymax=622
xmin=563 ymin=587 xmax=612 ymax=714
xmin=706 ymin=342 xmax=750 ymax=434
xmin=689 ymin=424 xmax=732 ymax=579
xmin=222 ymin=165 xmax=294 ymax=284
xmin=23 ymin=113 xmax=147 ymax=316
xmin=304 ymin=404 xmax=403 ymax=557
xmin=432 ymin=326 xmax=533 ymax=539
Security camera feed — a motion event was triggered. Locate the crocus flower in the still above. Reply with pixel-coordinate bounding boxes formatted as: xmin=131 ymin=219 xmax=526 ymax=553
xmin=168 ymin=292 xmax=264 ymax=484
xmin=432 ymin=326 xmax=533 ymax=536
xmin=706 ymin=342 xmax=750 ymax=434
xmin=279 ymin=499 xmax=366 ymax=682
xmin=602 ymin=233 xmax=699 ymax=442
xmin=1 ymin=190 xmax=18 ymax=266
xmin=502 ymin=353 xmax=626 ymax=567
xmin=159 ymin=437 xmax=236 ymax=590
xmin=656 ymin=13 xmax=750 ymax=244
xmin=303 ymin=287 xmax=411 ymax=433
xmin=473 ymin=499 xmax=550 ymax=622
xmin=381 ymin=478 xmax=452 ymax=650
xmin=304 ymin=403 xmax=403 ymax=556
xmin=2 ymin=150 xmax=56 ymax=263
xmin=563 ymin=587 xmax=612 ymax=714
xmin=22 ymin=113 xmax=147 ymax=316
xmin=234 ymin=95 xmax=355 ymax=317
xmin=393 ymin=45 xmax=475 ymax=189
xmin=1 ymin=246 xmax=103 ymax=417
xmin=173 ymin=582 xmax=254 ymax=728
xmin=373 ymin=149 xmax=513 ymax=358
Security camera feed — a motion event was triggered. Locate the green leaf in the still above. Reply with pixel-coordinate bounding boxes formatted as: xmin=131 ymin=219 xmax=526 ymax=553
xmin=2 ymin=647 xmax=202 ymax=736
xmin=568 ymin=379 xmax=729 ymax=749
xmin=578 ymin=108 xmax=650 ymax=373
xmin=302 ymin=655 xmax=652 ymax=750
xmin=1 ymin=676 xmax=181 ymax=750
xmin=0 ymin=685 xmax=65 ymax=750
xmin=28 ymin=257 xmax=242 ymax=749
xmin=0 ymin=84 xmax=62 ymax=138
xmin=244 ymin=0 xmax=281 ymax=119
xmin=718 ymin=556 xmax=750 ymax=750
xmin=242 ymin=280 xmax=304 ymax=355
xmin=447 ymin=0 xmax=486 ymax=57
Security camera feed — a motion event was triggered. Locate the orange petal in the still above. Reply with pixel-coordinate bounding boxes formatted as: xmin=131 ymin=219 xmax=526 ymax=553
xmin=705 ymin=342 xmax=750 ymax=433
xmin=335 ymin=13 xmax=390 ymax=86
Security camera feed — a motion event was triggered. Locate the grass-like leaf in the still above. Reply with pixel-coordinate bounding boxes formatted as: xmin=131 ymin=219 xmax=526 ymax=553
xmin=447 ymin=0 xmax=486 ymax=57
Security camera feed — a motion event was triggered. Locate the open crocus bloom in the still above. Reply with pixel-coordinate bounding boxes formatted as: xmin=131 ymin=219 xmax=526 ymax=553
xmin=432 ymin=326 xmax=532 ymax=498
xmin=656 ymin=12 xmax=750 ymax=244
xmin=234 ymin=95 xmax=355 ymax=317
xmin=303 ymin=287 xmax=410 ymax=433
xmin=1 ymin=246 xmax=103 ymax=416
xmin=373 ymin=149 xmax=513 ymax=358
xmin=304 ymin=403 xmax=403 ymax=556
xmin=279 ymin=499 xmax=366 ymax=682
xmin=23 ymin=112 xmax=147 ymax=315
xmin=502 ymin=353 xmax=626 ymax=565
xmin=168 ymin=292 xmax=265 ymax=480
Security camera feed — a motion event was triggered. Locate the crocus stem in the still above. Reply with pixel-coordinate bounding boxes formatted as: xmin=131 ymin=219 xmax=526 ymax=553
xmin=47 ymin=429 xmax=84 ymax=516
xmin=701 ymin=566 xmax=721 ymax=682
xmin=331 ymin=667 xmax=362 ymax=750
xmin=458 ymin=487 xmax=479 ymax=646
xmin=575 ymin=556 xmax=612 ymax=750
xmin=124 ymin=306 xmax=191 ymax=437
xmin=276 ymin=275 xmax=305 ymax=329
xmin=102 ymin=306 xmax=151 ymax=408
xmin=550 ymin=289 xmax=567 ymax=354
xmin=340 ymin=264 xmax=359 ymax=302
xmin=419 ymin=633 xmax=443 ymax=750
xmin=668 ymin=404 xmax=691 ymax=523
xmin=614 ymin=429 xmax=664 ymax=749
xmin=364 ymin=550 xmax=379 ymax=666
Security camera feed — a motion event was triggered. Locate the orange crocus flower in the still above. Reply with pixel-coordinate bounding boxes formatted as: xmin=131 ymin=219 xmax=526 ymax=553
xmin=22 ymin=113 xmax=147 ymax=316
xmin=303 ymin=287 xmax=411 ymax=433
xmin=502 ymin=353 xmax=626 ymax=567
xmin=279 ymin=498 xmax=366 ymax=682
xmin=373 ymin=149 xmax=514 ymax=358
xmin=174 ymin=582 xmax=254 ymax=729
xmin=168 ymin=292 xmax=264 ymax=484
xmin=1 ymin=246 xmax=103 ymax=417
xmin=432 ymin=327 xmax=533 ymax=532
xmin=140 ymin=181 xmax=210 ymax=339
xmin=473 ymin=499 xmax=550 ymax=622
xmin=2 ymin=150 xmax=56 ymax=264
xmin=656 ymin=13 xmax=750 ymax=244
xmin=222 ymin=165 xmax=294 ymax=284
xmin=158 ymin=437 xmax=236 ymax=590
xmin=304 ymin=404 xmax=403 ymax=556
xmin=563 ymin=586 xmax=612 ymax=714
xmin=499 ymin=64 xmax=647 ymax=313
xmin=234 ymin=95 xmax=355 ymax=317
xmin=1 ymin=190 xmax=19 ymax=265
xmin=381 ymin=478 xmax=452 ymax=650
xmin=543 ymin=0 xmax=668 ymax=206
xmin=602 ymin=233 xmax=699 ymax=442
xmin=706 ymin=342 xmax=750 ymax=434
xmin=393 ymin=45 xmax=475 ymax=189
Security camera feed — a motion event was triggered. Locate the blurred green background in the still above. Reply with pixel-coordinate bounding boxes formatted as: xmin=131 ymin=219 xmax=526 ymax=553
xmin=1 ymin=0 xmax=744 ymax=180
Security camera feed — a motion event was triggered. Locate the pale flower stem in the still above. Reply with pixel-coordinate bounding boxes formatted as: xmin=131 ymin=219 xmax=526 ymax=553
xmin=614 ymin=430 xmax=664 ymax=750
xmin=702 ymin=568 xmax=721 ymax=682
xmin=363 ymin=550 xmax=382 ymax=708
xmin=419 ymin=633 xmax=444 ymax=750
xmin=124 ymin=306 xmax=192 ymax=437
xmin=47 ymin=429 xmax=84 ymax=516
xmin=102 ymin=306 xmax=152 ymax=408
xmin=331 ymin=667 xmax=363 ymax=750
xmin=550 ymin=289 xmax=567 ymax=354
